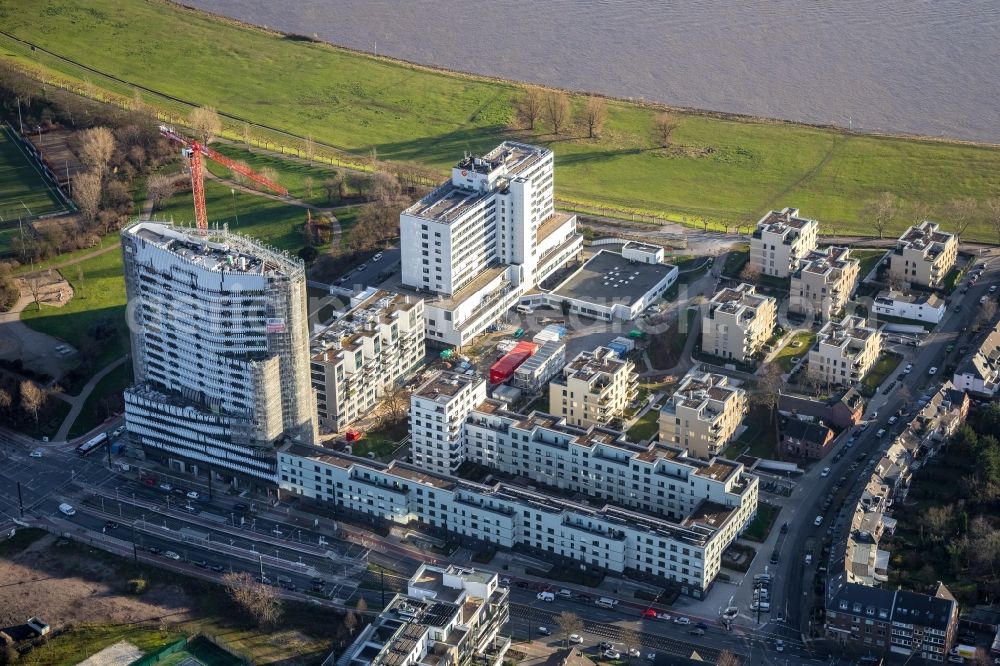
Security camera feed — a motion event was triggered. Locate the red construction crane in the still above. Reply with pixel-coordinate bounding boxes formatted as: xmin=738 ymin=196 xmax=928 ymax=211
xmin=159 ymin=125 xmax=288 ymax=232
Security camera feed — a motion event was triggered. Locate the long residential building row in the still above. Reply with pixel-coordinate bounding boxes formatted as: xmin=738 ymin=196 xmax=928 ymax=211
xmin=279 ymin=401 xmax=758 ymax=597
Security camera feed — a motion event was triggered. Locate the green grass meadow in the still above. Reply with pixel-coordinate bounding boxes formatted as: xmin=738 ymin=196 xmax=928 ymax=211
xmin=2 ymin=0 xmax=999 ymax=238
xmin=0 ymin=125 xmax=67 ymax=236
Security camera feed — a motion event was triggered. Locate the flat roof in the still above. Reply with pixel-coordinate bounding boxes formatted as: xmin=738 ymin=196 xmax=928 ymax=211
xmin=393 ymin=263 xmax=509 ymax=311
xmin=415 ymin=371 xmax=480 ymax=401
xmin=551 ymin=250 xmax=676 ymax=307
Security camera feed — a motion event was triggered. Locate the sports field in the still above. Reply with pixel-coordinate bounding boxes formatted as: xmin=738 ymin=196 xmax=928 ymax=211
xmin=0 ymin=125 xmax=68 ymax=223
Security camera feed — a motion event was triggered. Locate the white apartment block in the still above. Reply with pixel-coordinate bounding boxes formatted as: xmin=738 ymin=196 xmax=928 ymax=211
xmin=410 ymin=371 xmax=488 ymax=476
xmin=953 ymin=319 xmax=1000 ymax=397
xmin=889 ymin=221 xmax=958 ymax=290
xmin=750 ymin=207 xmax=820 ymax=278
xmin=549 ymin=346 xmax=638 ymax=429
xmin=310 ymin=289 xmax=425 ymax=433
xmin=337 ymin=564 xmax=510 ymax=666
xmin=808 ymin=315 xmax=884 ymax=387
xmin=278 ymin=436 xmax=758 ymax=597
xmin=872 ymin=290 xmax=945 ymax=324
xmin=121 ymin=221 xmax=315 ymax=483
xmin=789 ymin=247 xmax=860 ymax=321
xmin=397 ymin=142 xmax=582 ymax=347
xmin=659 ymin=370 xmax=748 ymax=459
xmin=702 ymin=284 xmax=777 ymax=363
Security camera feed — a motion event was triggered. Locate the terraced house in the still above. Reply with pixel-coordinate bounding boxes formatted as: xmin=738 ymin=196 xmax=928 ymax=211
xmin=750 ymin=207 xmax=820 ymax=278
xmin=808 ymin=315 xmax=883 ymax=387
xmin=310 ymin=288 xmax=425 ymax=433
xmin=658 ymin=370 xmax=748 ymax=459
xmin=789 ymin=246 xmax=860 ymax=321
xmin=889 ymin=221 xmax=958 ymax=290
xmin=549 ymin=345 xmax=638 ymax=429
xmin=702 ymin=283 xmax=777 ymax=363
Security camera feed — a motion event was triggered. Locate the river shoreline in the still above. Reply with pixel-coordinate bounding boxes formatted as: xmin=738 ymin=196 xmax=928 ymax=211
xmin=172 ymin=1 xmax=998 ymax=150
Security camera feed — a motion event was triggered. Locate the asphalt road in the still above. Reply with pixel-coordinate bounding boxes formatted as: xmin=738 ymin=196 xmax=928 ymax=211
xmin=771 ymin=252 xmax=1000 ymax=649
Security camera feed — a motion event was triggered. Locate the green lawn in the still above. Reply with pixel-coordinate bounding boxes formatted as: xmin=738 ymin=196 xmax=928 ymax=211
xmin=732 ymin=405 xmax=779 ymax=459
xmin=861 ymin=351 xmax=904 ymax=395
xmin=3 ymin=0 xmax=1000 ymax=238
xmin=155 ymin=179 xmax=310 ymax=253
xmin=626 ymin=407 xmax=660 ymax=441
xmin=204 ymin=142 xmax=345 ymax=207
xmin=68 ymin=358 xmax=133 ymax=438
xmin=853 ymin=248 xmax=887 ymax=281
xmin=741 ymin=503 xmax=781 ymax=543
xmin=722 ymin=246 xmax=750 ymax=278
xmin=19 ymin=626 xmax=183 ymax=666
xmin=0 ymin=124 xmax=68 ymax=224
xmin=774 ymin=331 xmax=815 ymax=372
xmin=19 ymin=246 xmax=128 ymax=371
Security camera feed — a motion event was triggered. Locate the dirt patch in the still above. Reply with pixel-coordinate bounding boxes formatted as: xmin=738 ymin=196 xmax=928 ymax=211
xmin=0 ymin=532 xmax=194 ymax=629
xmin=19 ymin=270 xmax=73 ymax=307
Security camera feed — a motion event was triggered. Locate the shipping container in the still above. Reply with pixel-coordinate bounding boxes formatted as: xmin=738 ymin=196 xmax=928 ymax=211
xmin=489 ymin=341 xmax=539 ymax=384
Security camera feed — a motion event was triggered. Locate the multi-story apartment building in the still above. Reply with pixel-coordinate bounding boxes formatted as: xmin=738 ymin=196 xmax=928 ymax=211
xmin=278 ymin=435 xmax=757 ymax=598
xmin=409 ymin=371 xmax=487 ymax=476
xmin=396 ymin=142 xmax=582 ymax=347
xmin=808 ymin=315 xmax=883 ymax=387
xmin=889 ymin=221 xmax=958 ymax=290
xmin=310 ymin=288 xmax=425 ymax=433
xmin=953 ymin=318 xmax=1000 ymax=398
xmin=750 ymin=207 xmax=819 ymax=278
xmin=336 ymin=564 xmax=510 ymax=666
xmin=825 ymin=574 xmax=958 ymax=662
xmin=121 ymin=221 xmax=314 ymax=483
xmin=872 ymin=290 xmax=945 ymax=324
xmin=702 ymin=284 xmax=777 ymax=363
xmin=511 ymin=339 xmax=565 ymax=393
xmin=549 ymin=346 xmax=637 ymax=429
xmin=789 ymin=246 xmax=860 ymax=321
xmin=658 ymin=370 xmax=748 ymax=459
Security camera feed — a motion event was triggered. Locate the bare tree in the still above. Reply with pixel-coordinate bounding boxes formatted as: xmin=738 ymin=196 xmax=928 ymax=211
xmin=78 ymin=127 xmax=116 ymax=177
xmin=925 ymin=504 xmax=954 ymax=543
xmin=864 ymin=191 xmax=896 ymax=239
xmin=544 ymin=91 xmax=570 ymax=135
xmin=580 ymin=96 xmax=607 ymax=138
xmin=23 ymin=275 xmax=43 ymax=310
xmin=753 ymin=363 xmax=783 ymax=453
xmin=324 ymin=174 xmax=344 ymax=203
xmin=75 ymin=264 xmax=85 ymax=300
xmin=653 ymin=112 xmax=678 ymax=149
xmin=383 ymin=384 xmax=411 ymax=422
xmin=513 ymin=87 xmax=543 ymax=130
xmin=946 ymin=198 xmax=977 ymax=239
xmin=356 ymin=596 xmax=368 ymax=616
xmin=0 ymin=387 xmax=12 ymax=410
xmin=554 ymin=611 xmax=583 ymax=646
xmin=975 ymin=299 xmax=997 ymax=332
xmin=716 ymin=650 xmax=741 ymax=666
xmin=242 ymin=121 xmax=252 ymax=150
xmin=304 ymin=175 xmax=314 ymax=199
xmin=343 ymin=608 xmax=359 ymax=635
xmin=222 ymin=571 xmax=283 ymax=627
xmin=188 ymin=106 xmax=222 ymax=144
xmin=802 ymin=366 xmax=824 ymax=396
xmin=986 ymin=198 xmax=1000 ymax=246
xmin=304 ymin=135 xmax=316 ymax=163
xmin=74 ymin=170 xmax=102 ymax=222
xmin=739 ymin=262 xmax=762 ymax=285
xmin=146 ymin=173 xmax=174 ymax=211
xmin=20 ymin=380 xmax=45 ymax=423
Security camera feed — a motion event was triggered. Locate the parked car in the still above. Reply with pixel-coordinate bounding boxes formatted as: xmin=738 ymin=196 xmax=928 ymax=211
xmin=569 ymin=634 xmax=583 ymax=645
xmin=163 ymin=551 xmax=181 ymax=560
xmin=642 ymin=608 xmax=658 ymax=619
xmin=775 ymin=639 xmax=785 ymax=652
xmin=876 ymin=428 xmax=886 ymax=438
xmin=688 ymin=628 xmax=705 ymax=636
xmin=603 ymin=649 xmax=621 ymax=660
xmin=599 ymin=642 xmax=614 ymax=651
xmin=58 ymin=503 xmax=76 ymax=516
xmin=537 ymin=626 xmax=551 ymax=636
xmin=29 ymin=449 xmax=43 ymax=458
xmin=888 ymin=416 xmax=898 ymax=425
xmin=673 ymin=616 xmax=691 ymax=625
xmin=904 ymin=363 xmax=913 ymax=373
xmin=210 ymin=563 xmax=225 ymax=573
xmin=186 ymin=490 xmax=200 ymax=500
xmin=159 ymin=483 xmax=173 ymax=492
xmin=821 ymin=467 xmax=831 ymax=477
xmin=929 ymin=366 xmax=938 ymax=376
xmin=373 ymin=252 xmax=383 ymax=262
xmin=148 ymin=546 xmax=162 ymax=555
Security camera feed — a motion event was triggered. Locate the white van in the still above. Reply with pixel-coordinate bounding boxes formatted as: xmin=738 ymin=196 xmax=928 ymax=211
xmin=516 ymin=304 xmax=533 ymax=315
xmin=58 ymin=503 xmax=76 ymax=516
xmin=814 ymin=515 xmax=823 ymax=526
xmin=537 ymin=591 xmax=554 ymax=602
xmin=596 ymin=597 xmax=618 ymax=609
xmin=557 ymin=588 xmax=572 ymax=599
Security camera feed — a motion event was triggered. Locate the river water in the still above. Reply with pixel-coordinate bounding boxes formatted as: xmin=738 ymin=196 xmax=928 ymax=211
xmin=184 ymin=0 xmax=1000 ymax=143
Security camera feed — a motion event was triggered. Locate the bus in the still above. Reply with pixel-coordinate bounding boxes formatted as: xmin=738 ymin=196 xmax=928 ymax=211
xmin=75 ymin=432 xmax=109 ymax=457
